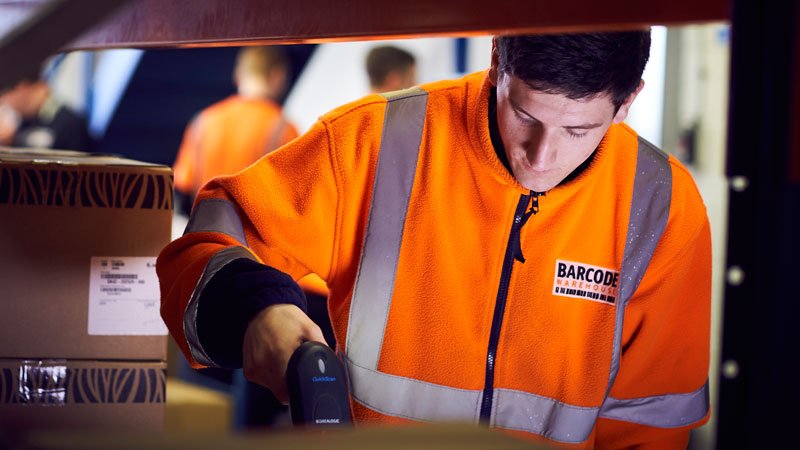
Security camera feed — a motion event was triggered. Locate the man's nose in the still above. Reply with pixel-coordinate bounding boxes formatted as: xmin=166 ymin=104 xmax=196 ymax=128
xmin=524 ymin=128 xmax=557 ymax=168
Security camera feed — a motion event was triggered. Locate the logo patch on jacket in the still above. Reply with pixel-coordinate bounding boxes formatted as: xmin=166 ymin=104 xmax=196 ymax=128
xmin=553 ymin=260 xmax=620 ymax=305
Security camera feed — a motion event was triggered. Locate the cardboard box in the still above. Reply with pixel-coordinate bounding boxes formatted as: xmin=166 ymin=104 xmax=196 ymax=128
xmin=0 ymin=359 xmax=165 ymax=431
xmin=0 ymin=148 xmax=172 ymax=360
xmin=165 ymin=378 xmax=232 ymax=432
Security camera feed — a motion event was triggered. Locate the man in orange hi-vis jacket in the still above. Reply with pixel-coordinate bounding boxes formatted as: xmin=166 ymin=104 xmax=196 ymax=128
xmin=158 ymin=30 xmax=711 ymax=449
xmin=172 ymin=45 xmax=299 ymax=210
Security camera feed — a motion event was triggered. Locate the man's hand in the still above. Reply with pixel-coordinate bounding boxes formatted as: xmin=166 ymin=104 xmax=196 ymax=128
xmin=242 ymin=303 xmax=327 ymax=404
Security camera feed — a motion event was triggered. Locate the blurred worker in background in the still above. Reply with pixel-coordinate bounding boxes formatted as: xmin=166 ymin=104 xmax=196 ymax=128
xmin=159 ymin=30 xmax=711 ymax=448
xmin=172 ymin=45 xmax=299 ymax=215
xmin=0 ymin=74 xmax=94 ymax=152
xmin=365 ymin=45 xmax=417 ymax=93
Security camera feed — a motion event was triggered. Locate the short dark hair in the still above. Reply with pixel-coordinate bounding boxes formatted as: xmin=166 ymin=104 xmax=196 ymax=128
xmin=496 ymin=30 xmax=651 ymax=108
xmin=366 ymin=45 xmax=416 ymax=88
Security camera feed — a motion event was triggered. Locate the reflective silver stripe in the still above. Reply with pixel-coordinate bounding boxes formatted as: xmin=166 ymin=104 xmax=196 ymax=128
xmin=346 ymin=87 xmax=428 ymax=370
xmin=184 ymin=246 xmax=256 ymax=367
xmin=493 ymin=389 xmax=599 ymax=443
xmin=182 ymin=198 xmax=253 ymax=367
xmin=347 ymin=351 xmax=606 ymax=443
xmin=618 ymin=137 xmax=671 ymax=309
xmin=605 ymin=138 xmax=672 ymax=402
xmin=345 ymin=356 xmax=482 ymax=423
xmin=600 ymin=380 xmax=709 ymax=428
xmin=184 ymin=198 xmax=248 ymax=246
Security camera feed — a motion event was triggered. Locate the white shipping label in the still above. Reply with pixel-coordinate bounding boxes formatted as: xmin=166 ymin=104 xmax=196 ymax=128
xmin=88 ymin=257 xmax=168 ymax=335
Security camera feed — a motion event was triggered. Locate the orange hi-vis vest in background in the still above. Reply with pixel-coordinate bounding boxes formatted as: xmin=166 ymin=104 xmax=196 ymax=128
xmin=172 ymin=95 xmax=299 ymax=196
xmin=158 ymin=71 xmax=712 ymax=448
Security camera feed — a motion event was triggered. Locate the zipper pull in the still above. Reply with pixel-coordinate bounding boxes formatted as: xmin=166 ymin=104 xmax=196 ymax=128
xmin=528 ymin=190 xmax=544 ymax=215
xmin=512 ymin=191 xmax=544 ymax=263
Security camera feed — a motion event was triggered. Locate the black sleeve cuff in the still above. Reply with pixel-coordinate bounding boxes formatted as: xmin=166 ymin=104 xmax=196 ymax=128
xmin=195 ymin=257 xmax=307 ymax=369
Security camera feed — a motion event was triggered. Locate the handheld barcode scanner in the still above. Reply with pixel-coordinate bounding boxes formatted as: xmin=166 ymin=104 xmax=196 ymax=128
xmin=286 ymin=341 xmax=352 ymax=427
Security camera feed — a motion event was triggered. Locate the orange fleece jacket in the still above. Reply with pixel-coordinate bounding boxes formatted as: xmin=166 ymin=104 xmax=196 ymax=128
xmin=173 ymin=95 xmax=299 ymax=196
xmin=158 ymin=71 xmax=711 ymax=449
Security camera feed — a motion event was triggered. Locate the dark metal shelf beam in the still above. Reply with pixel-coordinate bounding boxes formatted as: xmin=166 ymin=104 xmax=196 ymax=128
xmin=54 ymin=0 xmax=730 ymax=50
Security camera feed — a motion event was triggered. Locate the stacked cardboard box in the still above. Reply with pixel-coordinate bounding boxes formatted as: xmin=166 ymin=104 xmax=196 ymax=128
xmin=165 ymin=377 xmax=232 ymax=432
xmin=0 ymin=148 xmax=173 ymax=431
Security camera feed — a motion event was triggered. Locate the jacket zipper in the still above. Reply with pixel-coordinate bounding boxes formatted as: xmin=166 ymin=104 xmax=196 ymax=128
xmin=479 ymin=191 xmax=539 ymax=423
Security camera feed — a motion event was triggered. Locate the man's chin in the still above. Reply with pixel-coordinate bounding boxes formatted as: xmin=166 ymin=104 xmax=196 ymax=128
xmin=512 ymin=167 xmax=560 ymax=192
xmin=517 ymin=176 xmax=559 ymax=193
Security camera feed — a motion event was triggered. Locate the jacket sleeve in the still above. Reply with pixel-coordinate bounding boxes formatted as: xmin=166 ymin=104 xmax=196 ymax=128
xmin=157 ymin=118 xmax=340 ymax=369
xmin=595 ymin=163 xmax=713 ymax=449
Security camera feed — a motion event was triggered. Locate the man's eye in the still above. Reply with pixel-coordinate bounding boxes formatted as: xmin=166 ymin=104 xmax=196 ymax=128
xmin=514 ymin=111 xmax=535 ymax=126
xmin=567 ymin=130 xmax=588 ymax=139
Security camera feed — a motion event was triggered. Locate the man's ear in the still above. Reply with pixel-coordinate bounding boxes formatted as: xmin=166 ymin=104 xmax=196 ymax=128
xmin=613 ymin=79 xmax=645 ymax=124
xmin=489 ymin=38 xmax=499 ymax=87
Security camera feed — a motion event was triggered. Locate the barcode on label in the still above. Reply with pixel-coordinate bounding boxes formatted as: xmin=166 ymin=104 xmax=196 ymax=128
xmin=100 ymin=273 xmax=138 ymax=280
xmin=100 ymin=287 xmax=132 ymax=292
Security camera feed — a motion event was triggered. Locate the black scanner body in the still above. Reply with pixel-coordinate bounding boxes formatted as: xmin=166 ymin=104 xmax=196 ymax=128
xmin=286 ymin=341 xmax=352 ymax=427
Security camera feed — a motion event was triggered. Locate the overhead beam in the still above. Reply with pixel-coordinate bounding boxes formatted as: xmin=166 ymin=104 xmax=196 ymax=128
xmin=55 ymin=0 xmax=729 ymax=50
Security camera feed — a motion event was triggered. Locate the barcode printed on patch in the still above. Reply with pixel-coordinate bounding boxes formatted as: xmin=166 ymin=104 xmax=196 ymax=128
xmin=554 ymin=287 xmax=614 ymax=303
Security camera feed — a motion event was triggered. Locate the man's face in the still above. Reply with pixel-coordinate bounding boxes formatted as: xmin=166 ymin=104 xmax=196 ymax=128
xmin=489 ymin=67 xmax=640 ymax=192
